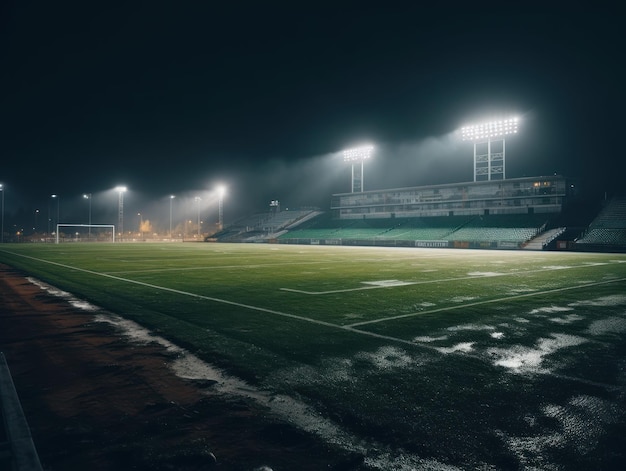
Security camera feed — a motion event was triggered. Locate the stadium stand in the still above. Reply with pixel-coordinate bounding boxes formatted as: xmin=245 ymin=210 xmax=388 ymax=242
xmin=208 ymin=182 xmax=618 ymax=252
xmin=276 ymin=213 xmax=553 ymax=249
xmin=575 ymin=197 xmax=626 ymax=251
xmin=207 ymin=209 xmax=322 ymax=242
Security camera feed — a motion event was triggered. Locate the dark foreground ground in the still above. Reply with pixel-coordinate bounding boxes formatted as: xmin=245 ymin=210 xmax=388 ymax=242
xmin=0 ymin=264 xmax=364 ymax=471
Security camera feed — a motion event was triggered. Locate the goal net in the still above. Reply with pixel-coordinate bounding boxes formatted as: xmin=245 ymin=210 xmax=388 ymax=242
xmin=55 ymin=224 xmax=116 ymax=243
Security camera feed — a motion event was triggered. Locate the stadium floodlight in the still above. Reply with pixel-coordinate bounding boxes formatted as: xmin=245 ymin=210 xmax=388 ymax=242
xmin=342 ymin=144 xmax=374 ymax=193
xmin=460 ymin=117 xmax=519 ymax=181
xmin=115 ymin=186 xmax=127 ymax=241
xmin=50 ymin=194 xmax=60 ymax=236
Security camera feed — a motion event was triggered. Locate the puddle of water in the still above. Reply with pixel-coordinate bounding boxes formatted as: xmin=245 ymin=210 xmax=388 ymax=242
xmin=436 ymin=342 xmax=475 ymax=354
xmin=448 ymin=324 xmax=495 ymax=332
xmin=413 ymin=335 xmax=449 ymax=343
xmin=27 ymin=276 xmax=440 ymax=470
xmin=529 ymin=305 xmax=574 ymax=314
xmin=569 ymin=295 xmax=626 ymax=307
xmin=586 ymin=316 xmax=626 ymax=336
xmin=449 ymin=296 xmax=478 ymax=303
xmin=501 ymin=394 xmax=621 ymax=468
xmin=548 ymin=314 xmax=584 ymax=325
xmin=487 ymin=334 xmax=586 ymax=374
xmin=356 ymin=346 xmax=416 ymax=370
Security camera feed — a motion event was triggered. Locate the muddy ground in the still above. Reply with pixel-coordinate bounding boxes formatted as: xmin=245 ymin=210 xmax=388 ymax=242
xmin=0 ymin=264 xmax=365 ymax=471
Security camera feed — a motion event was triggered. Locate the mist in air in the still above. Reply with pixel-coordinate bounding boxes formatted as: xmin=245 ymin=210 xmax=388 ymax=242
xmin=13 ymin=133 xmax=469 ymax=235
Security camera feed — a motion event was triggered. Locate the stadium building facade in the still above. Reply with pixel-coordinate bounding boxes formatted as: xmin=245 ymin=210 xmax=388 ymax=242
xmin=331 ymin=175 xmax=571 ymax=220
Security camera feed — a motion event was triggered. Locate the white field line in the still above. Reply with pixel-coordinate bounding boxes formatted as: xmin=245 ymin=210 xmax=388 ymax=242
xmin=4 ymin=250 xmax=626 ymax=348
xmin=0 ymin=251 xmax=497 ymax=354
xmin=280 ymin=261 xmax=615 ymax=295
xmin=1 ymin=251 xmax=341 ymax=330
xmin=346 ymin=277 xmax=626 ymax=327
xmin=4 ymin=250 xmax=625 ymax=392
xmin=107 ymin=260 xmax=339 ymax=275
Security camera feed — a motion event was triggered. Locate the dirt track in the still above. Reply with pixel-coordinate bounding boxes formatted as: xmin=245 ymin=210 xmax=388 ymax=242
xmin=0 ymin=264 xmax=363 ymax=471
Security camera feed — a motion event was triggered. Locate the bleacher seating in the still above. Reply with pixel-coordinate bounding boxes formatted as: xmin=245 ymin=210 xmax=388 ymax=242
xmin=578 ymin=228 xmax=626 ymax=245
xmin=277 ymin=213 xmax=547 ymax=246
xmin=576 ymin=197 xmax=626 ymax=248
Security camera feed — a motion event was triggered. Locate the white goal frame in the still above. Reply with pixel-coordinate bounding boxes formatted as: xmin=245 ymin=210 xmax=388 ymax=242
xmin=55 ymin=224 xmax=116 ymax=244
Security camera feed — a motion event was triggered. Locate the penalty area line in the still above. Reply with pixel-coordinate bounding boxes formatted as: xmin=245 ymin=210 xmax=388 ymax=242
xmin=346 ymin=277 xmax=626 ymax=327
xmin=0 ymin=250 xmax=450 ymax=352
xmin=280 ymin=261 xmax=623 ymax=295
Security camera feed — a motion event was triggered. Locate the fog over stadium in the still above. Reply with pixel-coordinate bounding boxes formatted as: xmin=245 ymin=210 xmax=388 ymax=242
xmin=1 ymin=4 xmax=624 ymax=233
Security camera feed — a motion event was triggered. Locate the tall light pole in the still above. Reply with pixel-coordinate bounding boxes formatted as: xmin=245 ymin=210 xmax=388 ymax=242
xmin=343 ymin=145 xmax=374 ymax=193
xmin=83 ymin=193 xmax=92 ymax=240
xmin=169 ymin=195 xmax=175 ymax=239
xmin=0 ymin=183 xmax=4 ymax=243
xmin=137 ymin=212 xmax=143 ymax=239
xmin=217 ymin=186 xmax=226 ymax=230
xmin=115 ymin=186 xmax=127 ymax=241
xmin=194 ymin=196 xmax=202 ymax=237
xmin=461 ymin=117 xmax=519 ymax=181
xmin=51 ymin=194 xmax=59 ymax=234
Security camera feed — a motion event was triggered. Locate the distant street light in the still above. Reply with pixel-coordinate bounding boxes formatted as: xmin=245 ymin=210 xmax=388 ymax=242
xmin=461 ymin=117 xmax=519 ymax=181
xmin=83 ymin=193 xmax=92 ymax=240
xmin=169 ymin=195 xmax=175 ymax=239
xmin=51 ymin=194 xmax=60 ymax=234
xmin=343 ymin=144 xmax=374 ymax=193
xmin=115 ymin=186 xmax=127 ymax=241
xmin=137 ymin=212 xmax=143 ymax=238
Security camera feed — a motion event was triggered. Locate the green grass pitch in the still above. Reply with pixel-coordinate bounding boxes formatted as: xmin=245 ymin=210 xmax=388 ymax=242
xmin=2 ymin=243 xmax=626 ymax=469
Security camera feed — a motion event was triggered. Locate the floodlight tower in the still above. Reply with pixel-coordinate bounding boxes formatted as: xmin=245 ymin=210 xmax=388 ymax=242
xmin=51 ymin=194 xmax=60 ymax=231
xmin=115 ymin=186 xmax=127 ymax=241
xmin=217 ymin=185 xmax=226 ymax=230
xmin=343 ymin=145 xmax=374 ymax=193
xmin=461 ymin=117 xmax=519 ymax=181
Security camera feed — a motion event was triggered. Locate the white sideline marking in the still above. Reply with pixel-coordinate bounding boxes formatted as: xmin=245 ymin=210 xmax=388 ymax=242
xmin=4 ymin=250 xmax=625 ymax=392
xmin=280 ymin=261 xmax=624 ymax=295
xmin=361 ymin=280 xmax=416 ymax=287
xmin=0 ymin=251 xmax=453 ymax=354
xmin=4 ymin=250 xmax=626 ymax=356
xmin=2 ymin=251 xmax=341 ymax=330
xmin=108 ymin=260 xmax=337 ymax=274
xmin=346 ymin=277 xmax=626 ymax=327
xmin=281 ymin=275 xmax=497 ymax=295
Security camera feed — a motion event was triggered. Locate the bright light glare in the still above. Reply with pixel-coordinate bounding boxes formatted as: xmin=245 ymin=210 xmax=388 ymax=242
xmin=115 ymin=185 xmax=127 ymax=193
xmin=343 ymin=144 xmax=374 ymax=162
xmin=461 ymin=117 xmax=519 ymax=141
xmin=217 ymin=185 xmax=226 ymax=197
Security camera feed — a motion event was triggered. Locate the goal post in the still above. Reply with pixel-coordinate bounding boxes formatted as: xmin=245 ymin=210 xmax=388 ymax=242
xmin=55 ymin=224 xmax=116 ymax=244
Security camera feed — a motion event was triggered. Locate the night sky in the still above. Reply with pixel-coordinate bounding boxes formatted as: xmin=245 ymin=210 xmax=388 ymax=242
xmin=2 ymin=3 xmax=624 ymax=230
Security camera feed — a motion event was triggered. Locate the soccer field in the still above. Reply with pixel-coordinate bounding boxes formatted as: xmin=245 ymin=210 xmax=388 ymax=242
xmin=1 ymin=243 xmax=626 ymax=470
